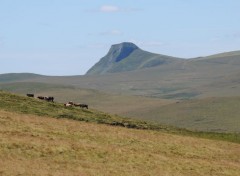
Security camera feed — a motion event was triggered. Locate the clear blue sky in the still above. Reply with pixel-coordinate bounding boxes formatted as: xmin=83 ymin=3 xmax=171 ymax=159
xmin=0 ymin=0 xmax=240 ymax=75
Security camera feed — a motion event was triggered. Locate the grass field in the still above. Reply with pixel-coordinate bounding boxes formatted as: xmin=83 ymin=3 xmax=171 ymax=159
xmin=124 ymin=97 xmax=240 ymax=133
xmin=0 ymin=91 xmax=240 ymax=175
xmin=0 ymin=90 xmax=163 ymax=130
xmin=0 ymin=90 xmax=240 ymax=142
xmin=0 ymin=111 xmax=240 ymax=176
xmin=1 ymin=83 xmax=240 ymax=134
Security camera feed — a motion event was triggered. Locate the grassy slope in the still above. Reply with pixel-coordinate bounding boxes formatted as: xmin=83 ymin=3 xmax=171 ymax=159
xmin=0 ymin=90 xmax=240 ymax=142
xmin=0 ymin=110 xmax=239 ymax=176
xmin=200 ymin=50 xmax=240 ymax=59
xmin=0 ymin=82 xmax=174 ymax=116
xmin=24 ymin=56 xmax=240 ymax=100
xmin=1 ymin=82 xmax=240 ymax=134
xmin=0 ymin=91 xmax=160 ymax=130
xmin=107 ymin=49 xmax=182 ymax=73
xmin=0 ymin=104 xmax=240 ymax=175
xmin=125 ymin=97 xmax=240 ymax=133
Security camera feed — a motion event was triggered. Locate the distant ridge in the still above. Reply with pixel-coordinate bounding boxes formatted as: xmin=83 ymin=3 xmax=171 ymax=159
xmin=0 ymin=73 xmax=44 ymax=83
xmin=86 ymin=42 xmax=183 ymax=75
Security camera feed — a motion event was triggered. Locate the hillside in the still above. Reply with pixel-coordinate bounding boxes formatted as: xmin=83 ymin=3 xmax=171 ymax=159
xmin=201 ymin=50 xmax=240 ymax=59
xmin=124 ymin=97 xmax=240 ymax=133
xmin=0 ymin=91 xmax=163 ymax=130
xmin=1 ymin=46 xmax=240 ymax=100
xmin=9 ymin=49 xmax=238 ymax=100
xmin=1 ymin=110 xmax=240 ymax=176
xmin=83 ymin=45 xmax=240 ymax=98
xmin=0 ymin=91 xmax=240 ymax=175
xmin=1 ymin=83 xmax=240 ymax=133
xmin=0 ymin=73 xmax=44 ymax=83
xmin=86 ymin=42 xmax=183 ymax=75
xmin=0 ymin=91 xmax=240 ymax=141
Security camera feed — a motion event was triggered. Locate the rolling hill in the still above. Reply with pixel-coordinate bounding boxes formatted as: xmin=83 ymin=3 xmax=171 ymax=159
xmin=0 ymin=91 xmax=240 ymax=175
xmin=0 ymin=73 xmax=44 ymax=83
xmin=1 ymin=82 xmax=239 ymax=133
xmin=1 ymin=43 xmax=240 ymax=100
xmin=0 ymin=90 xmax=161 ymax=130
xmin=86 ymin=42 xmax=183 ymax=75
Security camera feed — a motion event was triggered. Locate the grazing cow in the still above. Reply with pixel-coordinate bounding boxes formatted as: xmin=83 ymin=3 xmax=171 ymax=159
xmin=37 ymin=96 xmax=54 ymax=102
xmin=37 ymin=96 xmax=45 ymax=100
xmin=26 ymin=93 xmax=34 ymax=97
xmin=68 ymin=101 xmax=74 ymax=105
xmin=64 ymin=103 xmax=73 ymax=107
xmin=80 ymin=104 xmax=88 ymax=109
xmin=66 ymin=101 xmax=89 ymax=109
xmin=45 ymin=96 xmax=54 ymax=102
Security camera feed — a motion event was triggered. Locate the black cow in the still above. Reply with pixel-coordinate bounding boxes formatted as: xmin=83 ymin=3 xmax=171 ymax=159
xmin=37 ymin=96 xmax=45 ymax=100
xmin=26 ymin=93 xmax=34 ymax=97
xmin=45 ymin=96 xmax=54 ymax=102
xmin=74 ymin=103 xmax=88 ymax=109
xmin=80 ymin=104 xmax=88 ymax=109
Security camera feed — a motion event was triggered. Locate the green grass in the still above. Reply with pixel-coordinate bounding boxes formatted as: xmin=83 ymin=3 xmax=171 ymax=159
xmin=128 ymin=97 xmax=240 ymax=133
xmin=1 ymin=82 xmax=240 ymax=134
xmin=0 ymin=82 xmax=75 ymax=93
xmin=162 ymin=91 xmax=200 ymax=99
xmin=0 ymin=90 xmax=239 ymax=144
xmin=0 ymin=90 xmax=166 ymax=130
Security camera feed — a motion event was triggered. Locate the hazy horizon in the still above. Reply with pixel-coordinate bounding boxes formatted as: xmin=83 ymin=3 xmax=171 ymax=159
xmin=1 ymin=0 xmax=240 ymax=76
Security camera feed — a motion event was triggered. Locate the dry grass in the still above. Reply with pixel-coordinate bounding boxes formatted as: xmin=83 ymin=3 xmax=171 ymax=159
xmin=0 ymin=110 xmax=239 ymax=176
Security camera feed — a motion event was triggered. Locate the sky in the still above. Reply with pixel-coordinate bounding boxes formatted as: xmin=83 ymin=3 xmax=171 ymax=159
xmin=0 ymin=0 xmax=240 ymax=75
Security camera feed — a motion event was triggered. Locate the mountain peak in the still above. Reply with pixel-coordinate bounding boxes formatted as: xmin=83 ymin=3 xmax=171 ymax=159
xmin=108 ymin=42 xmax=139 ymax=62
xmin=86 ymin=42 xmax=181 ymax=75
xmin=110 ymin=42 xmax=138 ymax=50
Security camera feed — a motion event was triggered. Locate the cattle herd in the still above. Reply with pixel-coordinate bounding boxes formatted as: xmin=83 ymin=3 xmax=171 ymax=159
xmin=37 ymin=96 xmax=54 ymax=102
xmin=26 ymin=94 xmax=88 ymax=109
